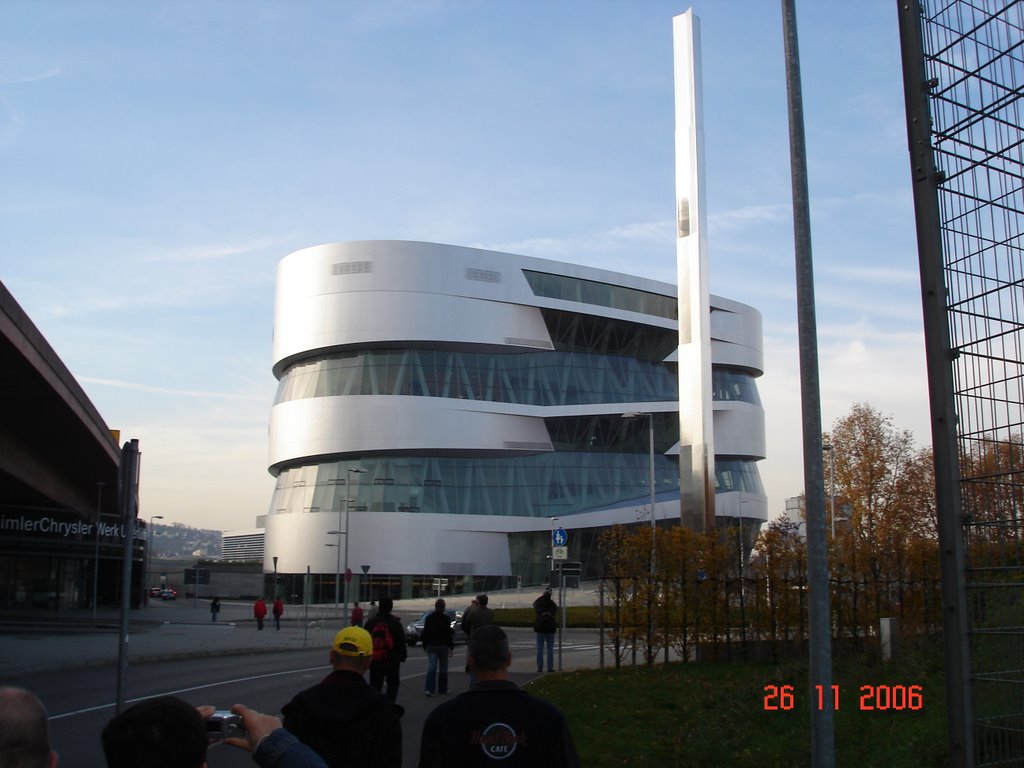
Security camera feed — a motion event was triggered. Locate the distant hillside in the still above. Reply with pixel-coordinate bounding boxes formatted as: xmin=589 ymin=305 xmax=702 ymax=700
xmin=148 ymin=521 xmax=222 ymax=559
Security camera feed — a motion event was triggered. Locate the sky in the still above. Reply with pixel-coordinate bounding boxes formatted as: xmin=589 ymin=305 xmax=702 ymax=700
xmin=0 ymin=1 xmax=928 ymax=532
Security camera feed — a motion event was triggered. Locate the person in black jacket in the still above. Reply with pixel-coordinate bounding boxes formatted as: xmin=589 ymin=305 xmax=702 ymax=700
xmin=281 ymin=626 xmax=402 ymax=768
xmin=363 ymin=596 xmax=408 ymax=703
xmin=418 ymin=624 xmax=580 ymax=767
xmin=420 ymin=598 xmax=455 ymax=696
xmin=532 ymin=589 xmax=558 ymax=673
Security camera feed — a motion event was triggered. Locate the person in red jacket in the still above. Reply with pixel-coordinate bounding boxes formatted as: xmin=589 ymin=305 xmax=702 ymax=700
xmin=351 ymin=602 xmax=364 ymax=627
xmin=273 ymin=597 xmax=285 ymax=630
xmin=253 ymin=597 xmax=267 ymax=630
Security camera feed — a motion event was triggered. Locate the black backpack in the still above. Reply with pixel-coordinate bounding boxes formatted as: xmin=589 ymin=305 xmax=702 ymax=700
xmin=537 ymin=611 xmax=557 ymax=634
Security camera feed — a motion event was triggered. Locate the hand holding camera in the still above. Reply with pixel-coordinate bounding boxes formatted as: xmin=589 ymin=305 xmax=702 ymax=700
xmin=205 ymin=710 xmax=246 ymax=740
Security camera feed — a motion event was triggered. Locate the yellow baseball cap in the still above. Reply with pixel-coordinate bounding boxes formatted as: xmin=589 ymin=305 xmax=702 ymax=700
xmin=332 ymin=626 xmax=372 ymax=657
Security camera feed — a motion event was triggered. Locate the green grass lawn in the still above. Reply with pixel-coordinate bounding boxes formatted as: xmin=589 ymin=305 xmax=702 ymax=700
xmin=524 ymin=649 xmax=947 ymax=767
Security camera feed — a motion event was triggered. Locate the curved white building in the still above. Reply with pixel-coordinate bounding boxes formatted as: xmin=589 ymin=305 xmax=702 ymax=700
xmin=265 ymin=240 xmax=765 ymax=600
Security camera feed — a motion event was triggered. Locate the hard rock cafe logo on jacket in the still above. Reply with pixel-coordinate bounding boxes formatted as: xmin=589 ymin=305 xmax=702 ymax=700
xmin=471 ymin=722 xmax=527 ymax=760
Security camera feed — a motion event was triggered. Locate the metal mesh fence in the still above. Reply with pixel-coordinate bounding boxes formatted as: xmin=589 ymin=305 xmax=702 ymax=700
xmin=918 ymin=2 xmax=1024 ymax=763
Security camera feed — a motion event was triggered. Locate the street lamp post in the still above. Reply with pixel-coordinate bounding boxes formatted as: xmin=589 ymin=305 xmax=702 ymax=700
xmin=324 ymin=542 xmax=340 ymax=609
xmin=92 ymin=482 xmax=104 ymax=619
xmin=330 ymin=468 xmax=366 ymax=620
xmin=549 ymin=517 xmax=558 ymax=585
xmin=145 ymin=515 xmax=164 ymax=602
xmin=343 ymin=468 xmax=367 ymax=621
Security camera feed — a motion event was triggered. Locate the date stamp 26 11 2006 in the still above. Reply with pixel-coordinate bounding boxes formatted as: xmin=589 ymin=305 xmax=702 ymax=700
xmin=763 ymin=684 xmax=924 ymax=712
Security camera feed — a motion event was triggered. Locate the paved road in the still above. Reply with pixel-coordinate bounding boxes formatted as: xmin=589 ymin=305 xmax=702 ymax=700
xmin=1 ymin=597 xmax=606 ymax=768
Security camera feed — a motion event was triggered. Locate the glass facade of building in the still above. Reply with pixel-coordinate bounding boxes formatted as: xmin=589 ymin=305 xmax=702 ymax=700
xmin=275 ymin=350 xmax=759 ymax=409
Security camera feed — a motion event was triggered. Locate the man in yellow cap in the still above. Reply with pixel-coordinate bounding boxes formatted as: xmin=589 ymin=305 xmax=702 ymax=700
xmin=281 ymin=626 xmax=403 ymax=768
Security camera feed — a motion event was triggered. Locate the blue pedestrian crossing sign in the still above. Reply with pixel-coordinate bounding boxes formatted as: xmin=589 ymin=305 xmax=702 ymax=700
xmin=552 ymin=527 xmax=568 ymax=547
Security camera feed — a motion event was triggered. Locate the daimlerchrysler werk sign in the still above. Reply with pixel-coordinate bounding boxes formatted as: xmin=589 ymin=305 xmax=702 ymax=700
xmin=0 ymin=511 xmax=137 ymax=541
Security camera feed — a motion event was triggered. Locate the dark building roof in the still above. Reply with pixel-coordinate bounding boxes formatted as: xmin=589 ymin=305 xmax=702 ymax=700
xmin=0 ymin=280 xmax=119 ymax=517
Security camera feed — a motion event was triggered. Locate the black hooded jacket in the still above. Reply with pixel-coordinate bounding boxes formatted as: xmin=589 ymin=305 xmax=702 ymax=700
xmin=282 ymin=668 xmax=403 ymax=768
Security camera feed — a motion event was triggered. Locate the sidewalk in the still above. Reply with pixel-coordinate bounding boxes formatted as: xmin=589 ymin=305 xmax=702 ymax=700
xmin=0 ymin=586 xmax=603 ymax=679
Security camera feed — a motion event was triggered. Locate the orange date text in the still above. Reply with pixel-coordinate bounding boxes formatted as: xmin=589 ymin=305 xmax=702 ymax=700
xmin=763 ymin=684 xmax=923 ymax=711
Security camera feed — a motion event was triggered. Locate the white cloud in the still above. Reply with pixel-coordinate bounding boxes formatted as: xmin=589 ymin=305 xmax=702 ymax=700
xmin=479 ymin=219 xmax=677 ymax=282
xmin=80 ymin=376 xmax=266 ymax=401
xmin=0 ymin=65 xmax=62 ymax=84
xmin=709 ymin=203 xmax=789 ymax=233
xmin=758 ymin=322 xmax=930 ymax=521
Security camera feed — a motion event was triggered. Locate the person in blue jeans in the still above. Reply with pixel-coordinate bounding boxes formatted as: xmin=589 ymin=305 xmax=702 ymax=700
xmin=420 ymin=598 xmax=455 ymax=696
xmin=532 ymin=589 xmax=558 ymax=673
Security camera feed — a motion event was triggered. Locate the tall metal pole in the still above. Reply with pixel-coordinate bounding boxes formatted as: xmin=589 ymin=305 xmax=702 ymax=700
xmin=342 ymin=501 xmax=350 ymax=617
xmin=647 ymin=414 xmax=656 ymax=665
xmin=343 ymin=467 xmax=366 ymax=622
xmin=333 ymin=514 xmax=341 ymax=618
xmin=303 ymin=565 xmax=310 ymax=647
xmin=780 ymin=1 xmax=834 ymax=764
xmin=115 ymin=439 xmax=140 ymax=714
xmin=92 ymin=482 xmax=104 ymax=619
xmin=145 ymin=515 xmax=163 ymax=602
xmin=647 ymin=414 xmax=656 ymax=573
xmin=896 ymin=2 xmax=974 ymax=763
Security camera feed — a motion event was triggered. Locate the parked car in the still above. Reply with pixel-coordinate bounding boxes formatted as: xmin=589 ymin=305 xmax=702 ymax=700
xmin=159 ymin=588 xmax=177 ymax=600
xmin=405 ymin=609 xmax=465 ymax=645
xmin=148 ymin=586 xmax=163 ymax=597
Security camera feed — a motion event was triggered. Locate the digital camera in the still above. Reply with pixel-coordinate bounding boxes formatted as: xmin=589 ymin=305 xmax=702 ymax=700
xmin=206 ymin=711 xmax=246 ymax=740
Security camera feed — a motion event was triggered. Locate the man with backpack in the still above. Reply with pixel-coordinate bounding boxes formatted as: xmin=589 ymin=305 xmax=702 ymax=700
xmin=363 ymin=596 xmax=407 ymax=703
xmin=281 ymin=626 xmax=403 ymax=768
xmin=532 ymin=589 xmax=558 ymax=673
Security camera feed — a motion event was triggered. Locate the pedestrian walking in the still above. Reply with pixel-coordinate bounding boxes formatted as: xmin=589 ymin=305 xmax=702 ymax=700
xmin=459 ymin=594 xmax=494 ymax=686
xmin=351 ymin=601 xmax=364 ymax=627
xmin=210 ymin=597 xmax=221 ymax=622
xmin=420 ymin=599 xmax=454 ymax=697
xmin=273 ymin=597 xmax=284 ymax=630
xmin=254 ymin=597 xmax=267 ymax=630
xmin=363 ymin=596 xmax=407 ymax=703
xmin=533 ymin=589 xmax=558 ymax=673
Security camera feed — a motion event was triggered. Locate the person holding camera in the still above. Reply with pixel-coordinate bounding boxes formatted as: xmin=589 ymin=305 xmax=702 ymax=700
xmin=102 ymin=694 xmax=333 ymax=768
xmin=225 ymin=704 xmax=329 ymax=768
